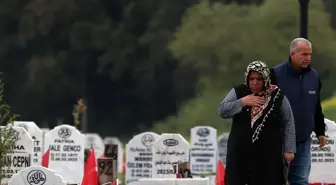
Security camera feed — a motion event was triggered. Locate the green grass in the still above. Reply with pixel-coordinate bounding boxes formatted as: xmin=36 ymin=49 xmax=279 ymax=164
xmin=322 ymin=96 xmax=336 ymax=122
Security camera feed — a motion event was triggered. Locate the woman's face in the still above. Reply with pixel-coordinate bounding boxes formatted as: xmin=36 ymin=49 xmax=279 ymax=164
xmin=248 ymin=71 xmax=264 ymax=93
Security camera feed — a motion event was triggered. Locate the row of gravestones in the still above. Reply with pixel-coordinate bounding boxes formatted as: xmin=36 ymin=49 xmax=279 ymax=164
xmin=5 ymin=118 xmax=336 ymax=185
xmin=124 ymin=127 xmax=230 ymax=185
xmin=5 ymin=164 xmax=117 ymax=185
xmin=0 ymin=121 xmax=125 ymax=185
xmin=124 ymin=118 xmax=336 ymax=185
xmin=0 ymin=122 xmax=230 ymax=185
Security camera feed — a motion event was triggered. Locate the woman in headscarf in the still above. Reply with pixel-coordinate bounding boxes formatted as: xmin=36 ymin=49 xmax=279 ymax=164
xmin=218 ymin=61 xmax=296 ymax=185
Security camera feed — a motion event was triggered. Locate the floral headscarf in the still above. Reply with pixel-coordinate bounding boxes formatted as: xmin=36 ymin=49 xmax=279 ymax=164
xmin=244 ymin=61 xmax=271 ymax=91
xmin=244 ymin=61 xmax=279 ymax=129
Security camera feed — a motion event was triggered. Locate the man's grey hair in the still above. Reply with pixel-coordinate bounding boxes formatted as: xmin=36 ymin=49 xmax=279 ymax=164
xmin=290 ymin=38 xmax=312 ymax=53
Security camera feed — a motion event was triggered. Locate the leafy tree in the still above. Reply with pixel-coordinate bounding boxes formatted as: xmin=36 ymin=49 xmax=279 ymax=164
xmin=152 ymin=0 xmax=336 ymax=134
xmin=152 ymin=88 xmax=231 ymax=137
xmin=0 ymin=0 xmax=201 ymax=137
xmin=0 ymin=76 xmax=19 ymax=183
xmin=323 ymin=0 xmax=336 ymax=29
xmin=322 ymin=95 xmax=336 ymax=121
xmin=0 ymin=0 xmax=335 ymax=140
xmin=213 ymin=0 xmax=264 ymax=5
xmin=170 ymin=0 xmax=336 ymax=99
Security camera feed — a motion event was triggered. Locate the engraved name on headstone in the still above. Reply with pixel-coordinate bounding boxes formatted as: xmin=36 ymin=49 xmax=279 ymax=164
xmin=152 ymin=133 xmax=189 ymax=179
xmin=126 ymin=132 xmax=159 ymax=184
xmin=44 ymin=125 xmax=84 ymax=184
xmin=0 ymin=126 xmax=33 ymax=184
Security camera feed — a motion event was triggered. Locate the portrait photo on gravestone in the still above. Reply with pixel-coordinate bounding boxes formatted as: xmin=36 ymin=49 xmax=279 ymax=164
xmin=173 ymin=162 xmax=192 ymax=178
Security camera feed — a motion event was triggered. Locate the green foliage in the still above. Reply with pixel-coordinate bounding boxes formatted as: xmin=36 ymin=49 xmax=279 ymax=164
xmin=0 ymin=0 xmax=202 ymax=137
xmin=118 ymin=173 xmax=125 ymax=185
xmin=170 ymin=0 xmax=336 ymax=98
xmin=323 ymin=0 xmax=336 ymax=29
xmin=323 ymin=107 xmax=336 ymax=123
xmin=0 ymin=126 xmax=17 ymax=183
xmin=0 ymin=0 xmax=335 ymax=139
xmin=152 ymin=88 xmax=231 ymax=137
xmin=218 ymin=0 xmax=264 ymax=5
xmin=0 ymin=0 xmax=334 ymax=140
xmin=0 ymin=75 xmax=19 ymax=182
xmin=322 ymin=95 xmax=336 ymax=122
xmin=152 ymin=0 xmax=336 ymax=133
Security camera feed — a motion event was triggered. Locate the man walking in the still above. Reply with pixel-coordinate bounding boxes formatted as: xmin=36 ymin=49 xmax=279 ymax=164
xmin=270 ymin=38 xmax=327 ymax=185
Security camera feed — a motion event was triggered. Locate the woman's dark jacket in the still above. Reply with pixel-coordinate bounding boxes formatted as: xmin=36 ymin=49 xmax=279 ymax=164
xmin=225 ymin=84 xmax=286 ymax=185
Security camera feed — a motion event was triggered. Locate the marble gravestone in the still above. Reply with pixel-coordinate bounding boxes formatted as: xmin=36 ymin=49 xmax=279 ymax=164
xmin=40 ymin=128 xmax=49 ymax=153
xmin=13 ymin=121 xmax=43 ymax=166
xmin=125 ymin=132 xmax=159 ymax=185
xmin=309 ymin=118 xmax=336 ymax=183
xmin=152 ymin=133 xmax=189 ymax=179
xmin=190 ymin=126 xmax=217 ymax=185
xmin=217 ymin=133 xmax=229 ymax=166
xmin=44 ymin=125 xmax=84 ymax=184
xmin=0 ymin=126 xmax=33 ymax=185
xmin=85 ymin=133 xmax=105 ymax=159
xmin=8 ymin=165 xmax=66 ymax=185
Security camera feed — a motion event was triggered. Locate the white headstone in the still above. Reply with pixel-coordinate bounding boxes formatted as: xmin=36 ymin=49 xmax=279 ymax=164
xmin=0 ymin=126 xmax=33 ymax=184
xmin=126 ymin=132 xmax=160 ymax=184
xmin=40 ymin=128 xmax=49 ymax=154
xmin=13 ymin=121 xmax=43 ymax=166
xmin=309 ymin=118 xmax=336 ymax=183
xmin=40 ymin=128 xmax=50 ymax=133
xmin=139 ymin=178 xmax=210 ymax=185
xmin=190 ymin=126 xmax=217 ymax=184
xmin=217 ymin=133 xmax=229 ymax=166
xmin=104 ymin=137 xmax=124 ymax=173
xmin=85 ymin=133 xmax=104 ymax=159
xmin=44 ymin=125 xmax=84 ymax=184
xmin=8 ymin=165 xmax=66 ymax=185
xmin=152 ymin=133 xmax=189 ymax=179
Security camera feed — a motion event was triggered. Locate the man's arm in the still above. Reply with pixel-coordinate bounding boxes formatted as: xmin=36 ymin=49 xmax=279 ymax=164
xmin=314 ymin=78 xmax=326 ymax=136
